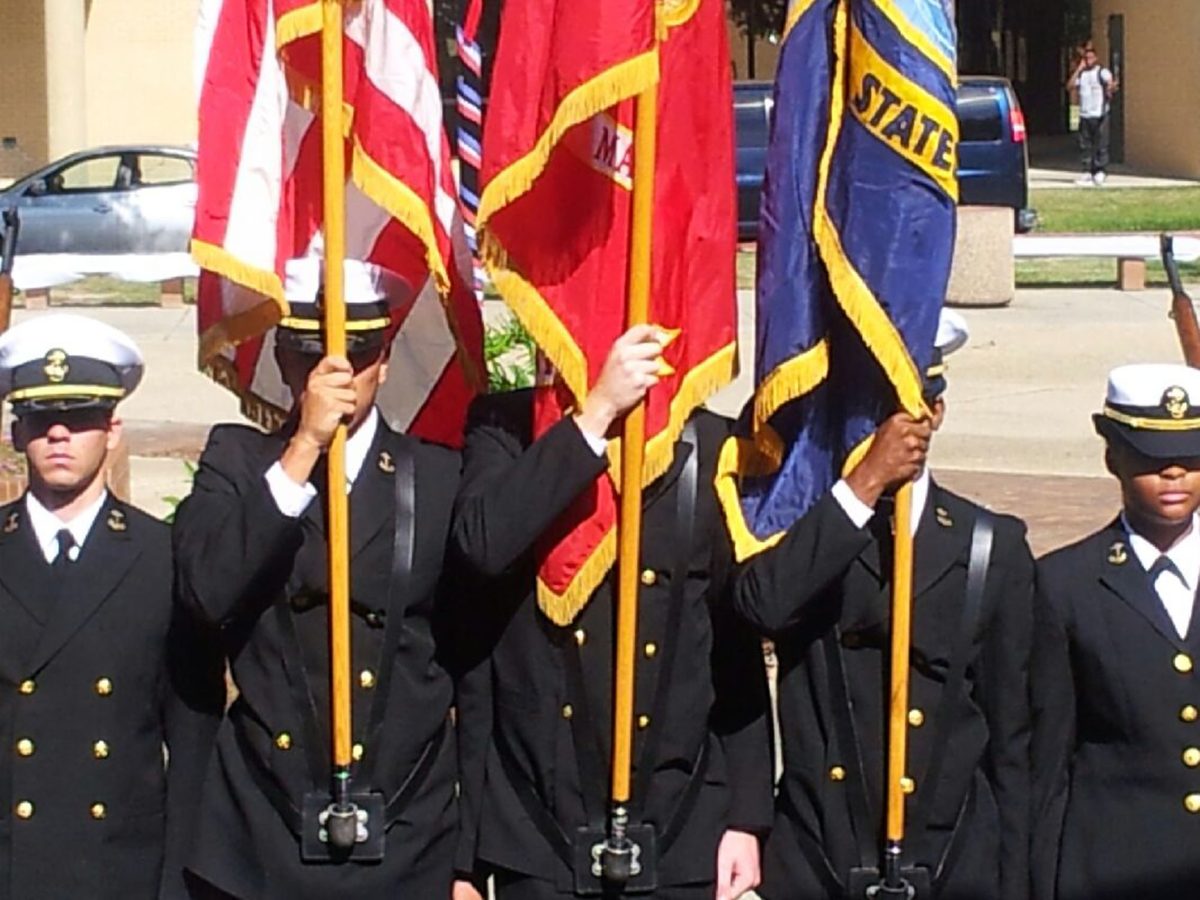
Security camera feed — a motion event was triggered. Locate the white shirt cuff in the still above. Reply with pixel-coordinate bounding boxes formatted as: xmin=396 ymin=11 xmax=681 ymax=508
xmin=573 ymin=419 xmax=609 ymax=457
xmin=831 ymin=479 xmax=875 ymax=530
xmin=265 ymin=461 xmax=318 ymax=518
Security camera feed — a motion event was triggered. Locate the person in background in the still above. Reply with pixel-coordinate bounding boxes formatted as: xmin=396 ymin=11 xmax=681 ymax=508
xmin=1067 ymin=43 xmax=1117 ymax=187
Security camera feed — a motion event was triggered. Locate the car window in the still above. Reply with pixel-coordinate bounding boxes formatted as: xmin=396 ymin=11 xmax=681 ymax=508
xmin=956 ymin=86 xmax=1003 ymax=143
xmin=49 ymin=155 xmax=122 ymax=192
xmin=735 ymin=99 xmax=770 ymax=149
xmin=137 ymin=154 xmax=195 ymax=186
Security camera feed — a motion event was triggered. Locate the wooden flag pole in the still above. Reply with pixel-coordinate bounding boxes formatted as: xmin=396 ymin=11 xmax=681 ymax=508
xmin=883 ymin=480 xmax=916 ymax=890
xmin=602 ymin=68 xmax=659 ymax=885
xmin=320 ymin=0 xmax=356 ymax=850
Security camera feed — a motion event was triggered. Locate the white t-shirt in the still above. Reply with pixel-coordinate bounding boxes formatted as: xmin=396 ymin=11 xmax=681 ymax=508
xmin=1075 ymin=65 xmax=1113 ymax=119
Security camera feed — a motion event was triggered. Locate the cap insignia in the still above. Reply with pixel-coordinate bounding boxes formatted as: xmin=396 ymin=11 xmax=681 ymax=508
xmin=1163 ymin=386 xmax=1190 ymax=420
xmin=106 ymin=509 xmax=127 ymax=533
xmin=43 ymin=349 xmax=69 ymax=384
xmin=935 ymin=507 xmax=953 ymax=528
xmin=1108 ymin=540 xmax=1128 ymax=566
xmin=3 ymin=512 xmax=18 ymax=534
xmin=377 ymin=450 xmax=395 ymax=474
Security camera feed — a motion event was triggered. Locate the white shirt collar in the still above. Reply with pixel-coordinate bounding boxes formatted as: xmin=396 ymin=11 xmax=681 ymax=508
xmin=1122 ymin=512 xmax=1200 ymax=590
xmin=25 ymin=489 xmax=109 ymax=564
xmin=344 ymin=408 xmax=380 ymax=488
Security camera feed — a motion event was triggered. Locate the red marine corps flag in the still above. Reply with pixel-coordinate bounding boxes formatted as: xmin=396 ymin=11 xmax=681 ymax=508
xmin=192 ymin=0 xmax=483 ymax=447
xmin=479 ymin=0 xmax=738 ymax=625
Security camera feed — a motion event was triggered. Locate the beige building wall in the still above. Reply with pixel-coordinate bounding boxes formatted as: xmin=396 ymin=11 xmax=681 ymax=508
xmin=84 ymin=0 xmax=200 ymax=149
xmin=1092 ymin=0 xmax=1200 ymax=178
xmin=0 ymin=0 xmax=50 ymax=181
xmin=728 ymin=20 xmax=782 ymax=83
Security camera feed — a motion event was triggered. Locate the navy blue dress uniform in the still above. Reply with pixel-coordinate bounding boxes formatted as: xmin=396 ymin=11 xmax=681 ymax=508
xmin=172 ymin=260 xmax=462 ymax=899
xmin=1032 ymin=364 xmax=1200 ymax=900
xmin=0 ymin=314 xmax=225 ymax=899
xmin=734 ymin=312 xmax=1035 ymax=900
xmin=451 ymin=389 xmax=774 ymax=898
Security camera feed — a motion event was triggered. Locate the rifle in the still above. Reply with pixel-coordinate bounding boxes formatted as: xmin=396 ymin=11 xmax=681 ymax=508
xmin=1162 ymin=233 xmax=1200 ymax=368
xmin=0 ymin=208 xmax=18 ymax=333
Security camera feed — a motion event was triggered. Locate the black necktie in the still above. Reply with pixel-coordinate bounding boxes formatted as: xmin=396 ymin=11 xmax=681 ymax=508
xmin=1149 ymin=556 xmax=1178 ymax=581
xmin=53 ymin=529 xmax=75 ymax=570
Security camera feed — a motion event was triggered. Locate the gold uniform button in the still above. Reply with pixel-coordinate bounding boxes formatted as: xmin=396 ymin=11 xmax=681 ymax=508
xmin=90 ymin=803 xmax=106 ymax=820
xmin=637 ymin=715 xmax=651 ymax=730
xmin=829 ymin=766 xmax=846 ymax=782
xmin=18 ymin=680 xmax=35 ymax=696
xmin=359 ymin=670 xmax=376 ymax=690
xmin=93 ymin=740 xmax=110 ymax=760
xmin=908 ymin=709 xmax=925 ymax=728
xmin=574 ymin=629 xmax=587 ymax=647
xmin=900 ymin=777 xmax=916 ymax=795
xmin=15 ymin=739 xmax=33 ymax=758
xmin=15 ymin=801 xmax=33 ymax=820
xmin=1186 ymin=793 xmax=1200 ymax=814
xmin=1183 ymin=705 xmax=1199 ymax=723
xmin=1175 ymin=653 xmax=1194 ymax=674
xmin=1184 ymin=747 xmax=1200 ymax=768
xmin=644 ymin=642 xmax=658 ymax=659
xmin=352 ymin=743 xmax=365 ymax=762
xmin=95 ymin=678 xmax=113 ymax=696
xmin=275 ymin=732 xmax=292 ymax=751
xmin=640 ymin=569 xmax=657 ymax=587
xmin=561 ymin=704 xmax=574 ymax=720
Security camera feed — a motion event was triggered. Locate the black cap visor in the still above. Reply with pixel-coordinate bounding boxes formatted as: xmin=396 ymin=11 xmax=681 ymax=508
xmin=1094 ymin=413 xmax=1200 ymax=460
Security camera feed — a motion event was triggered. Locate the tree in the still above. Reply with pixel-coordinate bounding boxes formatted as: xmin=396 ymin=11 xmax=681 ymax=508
xmin=726 ymin=0 xmax=787 ymax=79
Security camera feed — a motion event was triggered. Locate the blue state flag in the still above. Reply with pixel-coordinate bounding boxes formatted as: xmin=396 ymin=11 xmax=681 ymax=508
xmin=718 ymin=0 xmax=958 ymax=560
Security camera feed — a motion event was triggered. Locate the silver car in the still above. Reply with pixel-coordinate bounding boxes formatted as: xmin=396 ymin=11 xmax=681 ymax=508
xmin=0 ymin=145 xmax=196 ymax=255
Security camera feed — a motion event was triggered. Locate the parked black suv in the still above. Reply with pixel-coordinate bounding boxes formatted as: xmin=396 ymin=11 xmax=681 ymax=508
xmin=735 ymin=75 xmax=1035 ymax=241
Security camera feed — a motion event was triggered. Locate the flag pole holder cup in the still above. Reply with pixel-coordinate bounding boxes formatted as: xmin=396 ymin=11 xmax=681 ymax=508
xmin=301 ymin=777 xmax=386 ymax=862
xmin=572 ymin=805 xmax=658 ymax=895
xmin=851 ymin=843 xmax=925 ymax=899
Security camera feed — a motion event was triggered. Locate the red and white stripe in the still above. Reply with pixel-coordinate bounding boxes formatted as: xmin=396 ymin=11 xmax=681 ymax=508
xmin=193 ymin=0 xmax=482 ymax=447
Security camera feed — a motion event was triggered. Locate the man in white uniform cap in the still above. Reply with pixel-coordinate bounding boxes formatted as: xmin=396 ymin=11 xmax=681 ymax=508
xmin=174 ymin=258 xmax=463 ymax=898
xmin=0 ymin=313 xmax=224 ymax=900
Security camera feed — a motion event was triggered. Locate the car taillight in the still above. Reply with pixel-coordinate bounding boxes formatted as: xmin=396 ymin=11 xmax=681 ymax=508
xmin=1009 ymin=106 xmax=1027 ymax=143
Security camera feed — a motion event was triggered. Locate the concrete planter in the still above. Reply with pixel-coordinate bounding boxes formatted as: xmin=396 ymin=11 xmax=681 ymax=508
xmin=947 ymin=205 xmax=1016 ymax=308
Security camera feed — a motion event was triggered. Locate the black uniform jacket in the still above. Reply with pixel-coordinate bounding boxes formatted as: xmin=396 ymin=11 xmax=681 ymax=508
xmin=172 ymin=421 xmax=461 ymax=899
xmin=736 ymin=483 xmax=1033 ymax=900
xmin=0 ymin=494 xmax=224 ymax=900
xmin=1032 ymin=519 xmax=1200 ymax=900
xmin=451 ymin=390 xmax=774 ymax=889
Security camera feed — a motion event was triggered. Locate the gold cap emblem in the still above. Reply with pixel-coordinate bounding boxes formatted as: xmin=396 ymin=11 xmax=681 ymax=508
xmin=106 ymin=509 xmax=126 ymax=532
xmin=1108 ymin=541 xmax=1128 ymax=565
xmin=1163 ymin=386 xmax=1190 ymax=420
xmin=43 ymin=349 xmax=69 ymax=384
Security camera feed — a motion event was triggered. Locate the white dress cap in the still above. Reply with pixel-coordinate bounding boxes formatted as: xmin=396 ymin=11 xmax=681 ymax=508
xmin=0 ymin=312 xmax=144 ymax=400
xmin=935 ymin=308 xmax=969 ymax=357
xmin=1104 ymin=363 xmax=1200 ymax=412
xmin=282 ymin=257 xmax=410 ymax=307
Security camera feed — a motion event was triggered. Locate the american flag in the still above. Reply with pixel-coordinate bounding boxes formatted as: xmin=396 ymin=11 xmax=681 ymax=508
xmin=192 ymin=0 xmax=483 ymax=448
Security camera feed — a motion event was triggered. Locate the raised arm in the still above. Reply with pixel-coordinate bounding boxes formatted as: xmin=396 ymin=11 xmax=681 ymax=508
xmin=735 ymin=412 xmax=931 ymax=634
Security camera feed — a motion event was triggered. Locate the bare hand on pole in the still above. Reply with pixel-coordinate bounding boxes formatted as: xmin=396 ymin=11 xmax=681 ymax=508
xmin=844 ymin=412 xmax=932 ymax=508
xmin=574 ymin=325 xmax=665 ymax=440
xmin=450 ymin=879 xmax=485 ymax=900
xmin=281 ymin=355 xmax=356 ymax=483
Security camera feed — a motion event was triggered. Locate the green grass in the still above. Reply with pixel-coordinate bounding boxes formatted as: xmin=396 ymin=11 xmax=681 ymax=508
xmin=16 ymin=276 xmax=196 ymax=307
xmin=1017 ymin=257 xmax=1200 ymax=288
xmin=1031 ymin=187 xmax=1200 ymax=234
